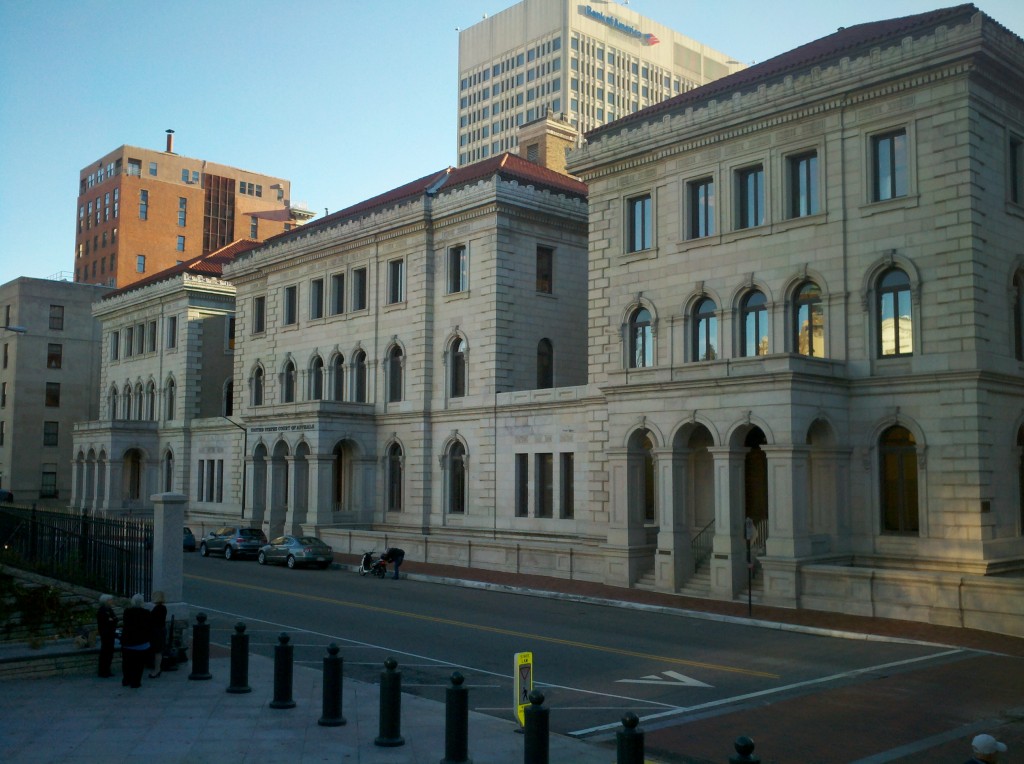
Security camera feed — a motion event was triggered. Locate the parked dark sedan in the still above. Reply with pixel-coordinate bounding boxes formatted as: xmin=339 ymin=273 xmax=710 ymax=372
xmin=183 ymin=527 xmax=196 ymax=552
xmin=199 ymin=526 xmax=268 ymax=560
xmin=257 ymin=536 xmax=334 ymax=569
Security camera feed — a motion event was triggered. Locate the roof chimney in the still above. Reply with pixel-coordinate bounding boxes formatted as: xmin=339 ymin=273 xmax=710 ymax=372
xmin=165 ymin=129 xmax=175 ymax=154
xmin=516 ymin=113 xmax=580 ymax=176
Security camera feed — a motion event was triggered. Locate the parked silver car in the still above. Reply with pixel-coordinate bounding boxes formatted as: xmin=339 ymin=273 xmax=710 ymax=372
xmin=257 ymin=536 xmax=334 ymax=569
xmin=199 ymin=526 xmax=268 ymax=560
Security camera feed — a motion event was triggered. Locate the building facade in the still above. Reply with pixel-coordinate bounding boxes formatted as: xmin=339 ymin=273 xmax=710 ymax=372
xmin=565 ymin=4 xmax=1024 ymax=632
xmin=457 ymin=0 xmax=744 ymax=165
xmin=70 ymin=242 xmax=256 ymax=521
xmin=0 ymin=278 xmax=109 ymax=504
xmin=75 ymin=133 xmax=314 ymax=290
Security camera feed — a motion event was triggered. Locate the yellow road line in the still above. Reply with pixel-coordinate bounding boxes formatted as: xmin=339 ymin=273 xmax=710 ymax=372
xmin=186 ymin=573 xmax=779 ymax=679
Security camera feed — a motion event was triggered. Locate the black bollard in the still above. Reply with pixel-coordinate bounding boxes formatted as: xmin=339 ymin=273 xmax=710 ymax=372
xmin=616 ymin=712 xmax=644 ymax=764
xmin=188 ymin=613 xmax=211 ymax=680
xmin=269 ymin=633 xmax=296 ymax=709
xmin=440 ymin=671 xmax=472 ymax=764
xmin=523 ymin=690 xmax=549 ymax=764
xmin=729 ymin=735 xmax=761 ymax=764
xmin=375 ymin=657 xmax=405 ymax=747
xmin=226 ymin=622 xmax=251 ymax=694
xmin=318 ymin=643 xmax=346 ymax=727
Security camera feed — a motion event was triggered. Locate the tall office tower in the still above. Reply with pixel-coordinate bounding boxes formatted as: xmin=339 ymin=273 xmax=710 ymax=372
xmin=74 ymin=132 xmax=314 ymax=289
xmin=457 ymin=0 xmax=743 ymax=165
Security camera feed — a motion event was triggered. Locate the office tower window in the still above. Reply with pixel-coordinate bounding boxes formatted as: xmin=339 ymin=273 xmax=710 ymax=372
xmin=537 ymin=338 xmax=554 ymax=389
xmin=872 ymin=129 xmax=908 ymax=201
xmin=40 ymin=465 xmax=58 ymax=498
xmin=139 ymin=190 xmax=148 ymax=220
xmin=176 ymin=236 xmax=185 ymax=252
xmin=46 ymin=343 xmax=62 ymax=369
xmin=136 ymin=255 xmax=146 ymax=273
xmin=148 ymin=162 xmax=158 ymax=176
xmin=49 ymin=304 xmax=64 ymax=330
xmin=45 ymin=382 xmax=60 ymax=407
xmin=250 ymin=216 xmax=258 ymax=238
xmin=178 ymin=197 xmax=187 ymax=226
xmin=43 ymin=421 xmax=59 ymax=447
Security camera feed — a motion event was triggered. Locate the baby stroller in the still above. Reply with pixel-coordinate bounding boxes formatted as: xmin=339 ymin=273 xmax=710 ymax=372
xmin=358 ymin=550 xmax=387 ymax=578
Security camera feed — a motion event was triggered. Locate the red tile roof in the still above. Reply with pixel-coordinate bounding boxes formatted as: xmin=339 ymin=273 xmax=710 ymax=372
xmin=263 ymin=154 xmax=586 ymax=245
xmin=102 ymin=239 xmax=260 ymax=300
xmin=587 ymin=4 xmax=988 ymax=141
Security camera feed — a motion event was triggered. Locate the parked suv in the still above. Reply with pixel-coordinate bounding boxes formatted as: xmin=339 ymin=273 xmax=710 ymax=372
xmin=199 ymin=526 xmax=268 ymax=560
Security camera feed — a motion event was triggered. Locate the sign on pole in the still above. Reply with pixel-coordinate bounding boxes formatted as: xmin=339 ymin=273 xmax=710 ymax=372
xmin=514 ymin=651 xmax=533 ymax=726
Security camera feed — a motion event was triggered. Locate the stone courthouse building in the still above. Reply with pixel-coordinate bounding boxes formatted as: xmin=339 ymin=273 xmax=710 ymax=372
xmin=71 ymin=5 xmax=1024 ymax=635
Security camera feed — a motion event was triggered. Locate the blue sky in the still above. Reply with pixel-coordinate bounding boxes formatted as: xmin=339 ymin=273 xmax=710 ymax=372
xmin=1 ymin=0 xmax=1022 ymax=288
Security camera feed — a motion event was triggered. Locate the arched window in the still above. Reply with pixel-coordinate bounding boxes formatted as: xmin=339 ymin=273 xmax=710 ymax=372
xmin=741 ymin=291 xmax=768 ymax=357
xmin=282 ymin=360 xmax=296 ymax=403
xmin=145 ymin=381 xmax=156 ymax=420
xmin=165 ymin=378 xmax=176 ymax=420
xmin=122 ymin=384 xmax=133 ymax=420
xmin=628 ymin=307 xmax=652 ymax=368
xmin=877 ymin=268 xmax=913 ymax=357
xmin=163 ymin=450 xmax=174 ymax=492
xmin=109 ymin=386 xmax=119 ymax=420
xmin=450 ymin=338 xmax=466 ymax=398
xmin=447 ymin=442 xmax=467 ymax=514
xmin=310 ymin=357 xmax=324 ymax=401
xmin=537 ymin=338 xmax=554 ymax=389
xmin=387 ymin=442 xmax=403 ymax=512
xmin=880 ymin=425 xmax=918 ymax=534
xmin=331 ymin=355 xmax=345 ymax=401
xmin=387 ymin=347 xmax=403 ymax=403
xmin=252 ymin=367 xmax=264 ymax=406
xmin=693 ymin=298 xmax=718 ymax=361
xmin=134 ymin=384 xmax=144 ymax=421
xmin=794 ymin=281 xmax=826 ymax=357
xmin=353 ymin=350 xmax=367 ymax=402
xmin=1014 ymin=273 xmax=1024 ymax=361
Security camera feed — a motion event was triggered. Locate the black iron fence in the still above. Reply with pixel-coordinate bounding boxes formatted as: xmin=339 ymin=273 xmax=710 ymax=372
xmin=0 ymin=505 xmax=153 ymax=599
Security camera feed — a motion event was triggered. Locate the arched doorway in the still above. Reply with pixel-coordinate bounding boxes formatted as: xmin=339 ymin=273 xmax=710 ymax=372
xmin=251 ymin=444 xmax=267 ymax=525
xmin=269 ymin=441 xmax=289 ymax=537
xmin=123 ymin=448 xmax=144 ymax=506
xmin=292 ymin=441 xmax=310 ymax=530
xmin=744 ymin=427 xmax=768 ymax=534
xmin=332 ymin=440 xmax=353 ymax=513
xmin=627 ymin=429 xmax=657 ymax=525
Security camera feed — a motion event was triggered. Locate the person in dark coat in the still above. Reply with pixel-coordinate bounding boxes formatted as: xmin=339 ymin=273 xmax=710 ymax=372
xmin=96 ymin=594 xmax=118 ymax=678
xmin=381 ymin=547 xmax=405 ymax=579
xmin=119 ymin=593 xmax=150 ymax=688
xmin=147 ymin=591 xmax=167 ymax=678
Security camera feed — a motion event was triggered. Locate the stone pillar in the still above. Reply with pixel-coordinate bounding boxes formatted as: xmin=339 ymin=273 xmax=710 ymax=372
xmin=708 ymin=447 xmax=745 ymax=599
xmin=151 ymin=492 xmax=188 ymax=620
xmin=764 ymin=446 xmax=813 ymax=559
xmin=657 ymin=447 xmax=692 ymax=590
xmin=105 ymin=459 xmax=124 ymax=514
xmin=307 ymin=454 xmax=337 ymax=527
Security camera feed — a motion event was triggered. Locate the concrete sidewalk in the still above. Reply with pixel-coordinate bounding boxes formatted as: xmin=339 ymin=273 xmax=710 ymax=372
xmin=0 ymin=652 xmax=610 ymax=763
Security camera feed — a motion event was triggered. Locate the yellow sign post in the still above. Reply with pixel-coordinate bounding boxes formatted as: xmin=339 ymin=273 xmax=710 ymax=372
xmin=514 ymin=651 xmax=533 ymax=726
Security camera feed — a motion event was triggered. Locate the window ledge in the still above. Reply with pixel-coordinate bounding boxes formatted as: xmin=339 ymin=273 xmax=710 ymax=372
xmin=445 ymin=290 xmax=471 ymax=301
xmin=1005 ymin=201 xmax=1024 ymax=221
xmin=383 ymin=301 xmax=407 ymax=312
xmin=622 ymin=247 xmax=658 ymax=261
xmin=720 ymin=225 xmax=772 ymax=245
xmin=860 ymin=194 xmax=919 ymax=217
xmin=773 ymin=211 xmax=828 ymax=233
xmin=675 ymin=234 xmax=721 ymax=253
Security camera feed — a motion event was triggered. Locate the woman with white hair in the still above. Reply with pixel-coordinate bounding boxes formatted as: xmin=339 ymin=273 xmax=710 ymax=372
xmin=119 ymin=593 xmax=150 ymax=688
xmin=96 ymin=594 xmax=117 ymax=678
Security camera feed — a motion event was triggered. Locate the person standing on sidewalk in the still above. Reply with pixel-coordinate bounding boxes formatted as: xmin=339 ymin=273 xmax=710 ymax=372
xmin=381 ymin=547 xmax=405 ymax=579
xmin=147 ymin=591 xmax=167 ymax=678
xmin=119 ymin=594 xmax=150 ymax=688
xmin=96 ymin=594 xmax=118 ymax=678
xmin=965 ymin=733 xmax=1007 ymax=764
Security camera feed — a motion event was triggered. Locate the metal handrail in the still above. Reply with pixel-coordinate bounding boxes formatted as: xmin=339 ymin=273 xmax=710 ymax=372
xmin=691 ymin=518 xmax=715 ymax=572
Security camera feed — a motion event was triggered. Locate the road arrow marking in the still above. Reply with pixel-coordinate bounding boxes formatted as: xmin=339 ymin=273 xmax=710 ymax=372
xmin=617 ymin=670 xmax=712 ymax=688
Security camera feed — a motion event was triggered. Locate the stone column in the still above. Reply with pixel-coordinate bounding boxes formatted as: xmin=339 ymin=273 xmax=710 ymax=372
xmin=656 ymin=446 xmax=692 ymax=590
xmin=104 ymin=459 xmax=124 ymax=515
xmin=708 ymin=447 xmax=746 ymax=599
xmin=151 ymin=492 xmax=188 ymax=620
xmin=763 ymin=445 xmax=813 ymax=558
xmin=306 ymin=454 xmax=337 ymax=527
